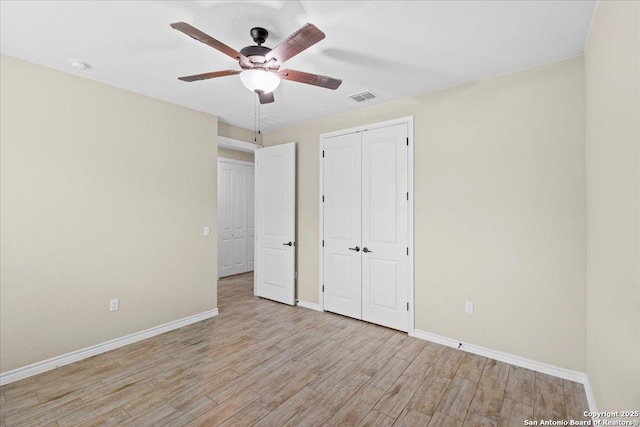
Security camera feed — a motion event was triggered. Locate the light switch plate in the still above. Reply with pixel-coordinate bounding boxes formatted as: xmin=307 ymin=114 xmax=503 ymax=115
xmin=203 ymin=226 xmax=210 ymax=236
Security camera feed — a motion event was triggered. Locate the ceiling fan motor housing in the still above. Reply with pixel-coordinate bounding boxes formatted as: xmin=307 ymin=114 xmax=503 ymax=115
xmin=240 ymin=45 xmax=272 ymax=68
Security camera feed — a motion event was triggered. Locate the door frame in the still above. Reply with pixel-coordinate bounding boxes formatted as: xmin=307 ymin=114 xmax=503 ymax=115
xmin=318 ymin=116 xmax=415 ymax=334
xmin=217 ymin=157 xmax=255 ymax=279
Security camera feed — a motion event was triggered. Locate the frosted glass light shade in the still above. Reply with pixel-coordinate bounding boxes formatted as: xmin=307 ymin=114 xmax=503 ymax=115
xmin=240 ymin=69 xmax=280 ymax=93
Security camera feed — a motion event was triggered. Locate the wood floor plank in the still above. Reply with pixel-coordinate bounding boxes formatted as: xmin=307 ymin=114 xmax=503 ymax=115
xmin=281 ymin=405 xmax=333 ymax=427
xmin=153 ymin=396 xmax=219 ymax=427
xmin=121 ymin=402 xmax=176 ymax=427
xmin=315 ymin=371 xmax=371 ymax=411
xmin=217 ymin=402 xmax=270 ymax=427
xmin=357 ymin=409 xmax=396 ymax=427
xmin=406 ymin=373 xmax=451 ymax=416
xmin=464 ymin=412 xmax=498 ymax=426
xmin=74 ymin=407 xmax=130 ymax=427
xmin=429 ymin=411 xmax=463 ymax=427
xmin=468 ymin=375 xmax=507 ymax=420
xmin=456 ymin=353 xmax=488 ymax=383
xmin=430 ymin=347 xmax=466 ymax=379
xmin=393 ymin=337 xmax=427 ymax=361
xmin=395 ymin=408 xmax=432 ymax=427
xmin=326 ymin=384 xmax=385 ymax=426
xmin=498 ymin=398 xmax=533 ymax=427
xmin=533 ymin=372 xmax=567 ymax=420
xmin=186 ymin=387 xmax=260 ymax=427
xmin=403 ymin=347 xmax=438 ymax=380
xmin=437 ymin=377 xmax=478 ymax=422
xmin=563 ymin=380 xmax=590 ymax=422
xmin=254 ymin=368 xmax=317 ymax=410
xmin=6 ymin=397 xmax=85 ymax=427
xmin=207 ymin=364 xmax=272 ymax=403
xmin=253 ymin=386 xmax=317 ymax=427
xmin=482 ymin=359 xmax=510 ymax=382
xmin=367 ymin=356 xmax=411 ymax=392
xmin=0 ymin=273 xmax=579 ymax=427
xmin=504 ymin=365 xmax=535 ymax=406
xmin=374 ymin=374 xmax=421 ymax=418
xmin=57 ymin=382 xmax=151 ymax=427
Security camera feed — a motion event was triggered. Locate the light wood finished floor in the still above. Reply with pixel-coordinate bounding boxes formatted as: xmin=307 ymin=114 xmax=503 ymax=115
xmin=0 ymin=273 xmax=590 ymax=426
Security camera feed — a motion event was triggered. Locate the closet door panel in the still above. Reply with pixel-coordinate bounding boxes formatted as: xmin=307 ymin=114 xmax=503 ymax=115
xmin=362 ymin=124 xmax=409 ymax=331
xmin=323 ymin=132 xmax=362 ymax=319
xmin=218 ymin=164 xmax=235 ymax=276
xmin=247 ymin=168 xmax=255 ymax=271
xmin=231 ymin=166 xmax=248 ymax=273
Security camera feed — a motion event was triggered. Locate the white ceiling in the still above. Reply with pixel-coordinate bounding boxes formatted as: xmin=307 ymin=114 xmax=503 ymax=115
xmin=0 ymin=1 xmax=596 ymax=132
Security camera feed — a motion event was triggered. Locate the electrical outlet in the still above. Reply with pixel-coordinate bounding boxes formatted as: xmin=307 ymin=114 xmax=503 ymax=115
xmin=465 ymin=301 xmax=473 ymax=314
xmin=110 ymin=299 xmax=119 ymax=312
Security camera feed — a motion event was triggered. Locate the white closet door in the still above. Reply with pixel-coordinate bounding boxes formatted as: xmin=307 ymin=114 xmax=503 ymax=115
xmin=255 ymin=143 xmax=296 ymax=305
xmin=231 ymin=165 xmax=248 ymax=274
xmin=323 ymin=132 xmax=362 ymax=319
xmin=247 ymin=167 xmax=255 ymax=271
xmin=218 ymin=164 xmax=235 ymax=277
xmin=361 ymin=124 xmax=409 ymax=331
xmin=218 ymin=161 xmax=254 ymax=278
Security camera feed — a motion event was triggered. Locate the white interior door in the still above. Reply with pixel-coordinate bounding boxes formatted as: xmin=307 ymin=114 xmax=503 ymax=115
xmin=247 ymin=167 xmax=255 ymax=271
xmin=255 ymin=143 xmax=296 ymax=305
xmin=361 ymin=124 xmax=409 ymax=331
xmin=218 ymin=163 xmax=235 ymax=277
xmin=231 ymin=165 xmax=248 ymax=274
xmin=218 ymin=160 xmax=254 ymax=278
xmin=323 ymin=132 xmax=362 ymax=319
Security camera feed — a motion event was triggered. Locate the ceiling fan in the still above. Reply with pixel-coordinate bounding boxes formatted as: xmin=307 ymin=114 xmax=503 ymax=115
xmin=171 ymin=22 xmax=342 ymax=104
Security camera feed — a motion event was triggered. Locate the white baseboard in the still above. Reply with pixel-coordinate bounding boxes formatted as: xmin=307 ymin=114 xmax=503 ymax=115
xmin=583 ymin=375 xmax=598 ymax=412
xmin=296 ymin=299 xmax=323 ymax=312
xmin=412 ymin=328 xmax=597 ymax=411
xmin=0 ymin=308 xmax=219 ymax=386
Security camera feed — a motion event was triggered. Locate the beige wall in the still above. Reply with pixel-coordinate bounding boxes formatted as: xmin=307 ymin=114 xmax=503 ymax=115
xmin=264 ymin=57 xmax=587 ymax=371
xmin=218 ymin=147 xmax=254 ymax=163
xmin=0 ymin=55 xmax=218 ymax=373
xmin=585 ymin=1 xmax=640 ymax=410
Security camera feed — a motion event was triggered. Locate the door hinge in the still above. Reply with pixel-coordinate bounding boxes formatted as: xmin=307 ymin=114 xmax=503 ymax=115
xmin=322 ymin=240 xmax=324 ymax=247
xmin=406 ymin=137 xmax=409 ymax=146
xmin=322 ymin=150 xmax=325 ymax=158
xmin=406 ymin=247 xmax=409 ymax=256
xmin=322 ymin=195 xmax=325 ymax=203
xmin=406 ymin=192 xmax=409 ymax=201
xmin=407 ymin=302 xmax=409 ymax=311
xmin=322 ymin=285 xmax=325 ymax=292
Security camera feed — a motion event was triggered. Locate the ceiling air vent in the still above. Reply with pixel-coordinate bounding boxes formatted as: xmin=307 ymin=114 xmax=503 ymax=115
xmin=348 ymin=90 xmax=377 ymax=103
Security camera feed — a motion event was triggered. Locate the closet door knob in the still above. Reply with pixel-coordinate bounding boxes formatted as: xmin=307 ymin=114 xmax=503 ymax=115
xmin=283 ymin=241 xmax=293 ymax=246
xmin=348 ymin=246 xmax=360 ymax=252
xmin=362 ymin=247 xmax=372 ymax=253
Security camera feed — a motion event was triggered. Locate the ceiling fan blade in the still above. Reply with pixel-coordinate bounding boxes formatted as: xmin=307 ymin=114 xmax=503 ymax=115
xmin=278 ymin=69 xmax=342 ymax=90
xmin=256 ymin=90 xmax=275 ymax=104
xmin=178 ymin=69 xmax=241 ymax=82
xmin=171 ymin=22 xmax=250 ymax=64
xmin=265 ymin=23 xmax=325 ymax=64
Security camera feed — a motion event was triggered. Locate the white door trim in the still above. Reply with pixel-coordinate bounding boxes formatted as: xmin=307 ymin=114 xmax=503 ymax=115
xmin=319 ymin=116 xmax=415 ymax=334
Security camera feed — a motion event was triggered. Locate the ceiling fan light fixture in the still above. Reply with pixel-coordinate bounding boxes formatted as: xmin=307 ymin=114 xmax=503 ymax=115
xmin=240 ymin=69 xmax=280 ymax=93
